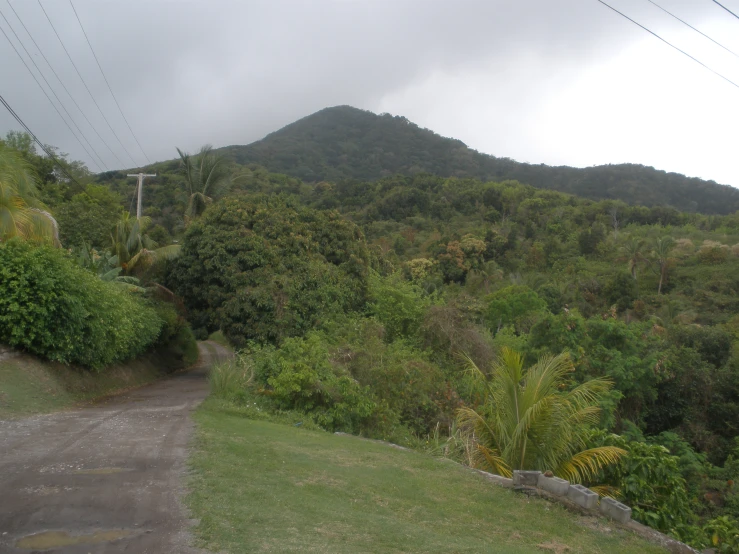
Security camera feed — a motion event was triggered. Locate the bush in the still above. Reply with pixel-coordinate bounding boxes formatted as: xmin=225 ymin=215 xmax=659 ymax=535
xmin=368 ymin=271 xmax=431 ymax=342
xmin=589 ymin=431 xmax=693 ymax=532
xmin=250 ymin=333 xmax=377 ymax=433
xmin=154 ymin=303 xmax=199 ymax=368
xmin=0 ymin=240 xmax=163 ymax=370
xmin=485 ymin=285 xmax=548 ymax=333
xmin=166 ymin=196 xmax=370 ymax=347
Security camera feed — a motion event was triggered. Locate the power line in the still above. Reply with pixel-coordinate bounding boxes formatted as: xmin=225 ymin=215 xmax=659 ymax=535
xmin=69 ymin=0 xmax=152 ymax=165
xmin=5 ymin=0 xmax=126 ymax=168
xmin=36 ymin=0 xmax=139 ymax=167
xmin=0 ymin=92 xmax=85 ymax=189
xmin=646 ymin=0 xmax=739 ymax=59
xmin=712 ymin=0 xmax=739 ymax=21
xmin=0 ymin=4 xmax=107 ymax=170
xmin=595 ymin=0 xmax=739 ymax=90
xmin=0 ymin=16 xmax=103 ymax=171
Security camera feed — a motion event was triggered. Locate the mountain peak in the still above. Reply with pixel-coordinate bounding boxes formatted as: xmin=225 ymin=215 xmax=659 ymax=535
xmin=218 ymin=106 xmax=739 ymax=214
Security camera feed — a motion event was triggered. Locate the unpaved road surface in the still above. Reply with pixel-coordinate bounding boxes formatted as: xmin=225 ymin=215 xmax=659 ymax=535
xmin=0 ymin=341 xmax=231 ymax=553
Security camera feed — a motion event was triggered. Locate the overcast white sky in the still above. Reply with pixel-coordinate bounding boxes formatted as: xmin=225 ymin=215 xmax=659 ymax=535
xmin=1 ymin=0 xmax=738 ymax=186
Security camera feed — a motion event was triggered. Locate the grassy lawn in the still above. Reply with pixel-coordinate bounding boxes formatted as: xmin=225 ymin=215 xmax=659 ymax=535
xmin=188 ymin=399 xmax=667 ymax=554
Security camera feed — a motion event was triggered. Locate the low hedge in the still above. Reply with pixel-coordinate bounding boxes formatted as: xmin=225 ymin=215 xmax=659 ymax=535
xmin=0 ymin=240 xmax=163 ymax=370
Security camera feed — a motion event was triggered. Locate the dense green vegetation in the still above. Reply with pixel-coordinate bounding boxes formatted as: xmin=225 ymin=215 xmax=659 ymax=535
xmin=179 ymin=170 xmax=739 ymax=550
xmin=187 ymin=399 xmax=665 ymax=553
xmin=0 ymin=142 xmax=59 ymax=244
xmin=0 ymin=240 xmax=192 ymax=370
xmin=218 ymin=105 xmax=739 ymax=214
xmin=0 ymin=132 xmax=196 ymax=372
xmin=166 ymin=196 xmax=369 ymax=345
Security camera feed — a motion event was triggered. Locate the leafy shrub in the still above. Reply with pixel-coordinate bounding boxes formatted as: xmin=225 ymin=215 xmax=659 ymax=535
xmin=485 ymin=285 xmax=548 ymax=333
xmin=421 ymin=302 xmax=495 ymax=372
xmin=368 ymin=271 xmax=431 ymax=342
xmin=0 ymin=240 xmax=162 ymax=370
xmin=603 ymin=271 xmax=638 ymax=312
xmin=335 ymin=319 xmax=458 ymax=434
xmin=589 ymin=432 xmax=693 ymax=531
xmin=250 ymin=333 xmax=377 ymax=433
xmin=154 ymin=303 xmax=199 ymax=368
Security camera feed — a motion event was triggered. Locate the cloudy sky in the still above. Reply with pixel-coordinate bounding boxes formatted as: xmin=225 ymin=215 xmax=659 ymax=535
xmin=1 ymin=0 xmax=738 ymax=186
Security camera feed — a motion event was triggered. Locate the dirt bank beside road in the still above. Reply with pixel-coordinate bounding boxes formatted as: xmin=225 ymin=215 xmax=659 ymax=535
xmin=0 ymin=341 xmax=231 ymax=553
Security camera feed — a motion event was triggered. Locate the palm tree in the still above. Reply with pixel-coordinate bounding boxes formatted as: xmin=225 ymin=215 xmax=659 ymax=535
xmin=0 ymin=143 xmax=59 ymax=244
xmin=457 ymin=348 xmax=625 ymax=483
xmin=75 ymin=241 xmax=146 ymax=291
xmin=652 ymin=237 xmax=675 ymax=295
xmin=176 ymin=144 xmax=231 ymax=224
xmin=619 ymin=237 xmax=647 ymax=280
xmin=467 ymin=260 xmax=503 ymax=294
xmin=110 ymin=211 xmax=180 ymax=273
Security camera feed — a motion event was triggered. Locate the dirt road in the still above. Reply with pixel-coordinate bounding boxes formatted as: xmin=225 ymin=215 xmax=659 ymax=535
xmin=0 ymin=341 xmax=231 ymax=553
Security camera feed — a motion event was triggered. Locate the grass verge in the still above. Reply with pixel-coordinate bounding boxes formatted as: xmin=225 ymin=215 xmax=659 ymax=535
xmin=0 ymin=341 xmax=197 ymax=419
xmin=187 ymin=398 xmax=668 ymax=554
xmin=207 ymin=330 xmax=232 ymax=348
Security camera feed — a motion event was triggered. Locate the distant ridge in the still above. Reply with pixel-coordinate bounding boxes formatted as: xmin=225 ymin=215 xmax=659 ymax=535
xmin=215 ymin=105 xmax=739 ymax=215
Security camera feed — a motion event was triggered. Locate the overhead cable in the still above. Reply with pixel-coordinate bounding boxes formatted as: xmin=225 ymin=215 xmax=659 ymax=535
xmin=712 ymin=0 xmax=739 ymax=22
xmin=69 ymin=0 xmax=152 ymax=165
xmin=6 ymin=0 xmax=126 ymax=168
xmin=646 ymin=0 xmax=739 ymax=59
xmin=0 ymin=92 xmax=86 ymax=189
xmin=0 ymin=17 xmax=103 ymax=171
xmin=36 ymin=0 xmax=139 ymax=167
xmin=595 ymin=0 xmax=739 ymax=90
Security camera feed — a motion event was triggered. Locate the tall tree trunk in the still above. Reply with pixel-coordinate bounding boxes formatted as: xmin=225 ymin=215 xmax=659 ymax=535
xmin=658 ymin=264 xmax=665 ymax=294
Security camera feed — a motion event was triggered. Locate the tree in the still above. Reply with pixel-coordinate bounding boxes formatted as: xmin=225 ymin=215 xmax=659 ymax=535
xmin=619 ymin=236 xmax=647 ymax=280
xmin=0 ymin=143 xmax=59 ymax=244
xmin=652 ymin=236 xmax=675 ymax=295
xmin=457 ymin=348 xmax=625 ymax=482
xmin=56 ymin=185 xmax=122 ymax=248
xmin=110 ymin=211 xmax=180 ymax=274
xmin=176 ymin=144 xmax=231 ymax=223
xmin=484 ymin=285 xmax=547 ymax=333
xmin=165 ymin=196 xmax=370 ymax=345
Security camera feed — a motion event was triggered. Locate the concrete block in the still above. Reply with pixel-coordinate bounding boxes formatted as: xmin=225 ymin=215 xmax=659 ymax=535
xmin=600 ymin=497 xmax=632 ymax=523
xmin=512 ymin=470 xmax=541 ymax=486
xmin=567 ymin=484 xmax=599 ymax=510
xmin=537 ymin=474 xmax=570 ymax=496
xmin=474 ymin=469 xmax=514 ymax=488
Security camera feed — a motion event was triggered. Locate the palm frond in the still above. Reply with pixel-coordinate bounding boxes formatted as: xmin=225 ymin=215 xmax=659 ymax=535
xmin=555 ymin=446 xmax=627 ymax=483
xmin=99 ymin=267 xmax=123 ymax=281
xmin=456 ymin=348 xmax=623 ymax=485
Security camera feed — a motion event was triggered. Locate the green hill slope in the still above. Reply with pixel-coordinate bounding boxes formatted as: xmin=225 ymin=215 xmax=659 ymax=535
xmin=217 ymin=105 xmax=739 ymax=214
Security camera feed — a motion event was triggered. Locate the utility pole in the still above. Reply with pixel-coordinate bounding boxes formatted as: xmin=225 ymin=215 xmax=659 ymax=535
xmin=127 ymin=173 xmax=156 ymax=219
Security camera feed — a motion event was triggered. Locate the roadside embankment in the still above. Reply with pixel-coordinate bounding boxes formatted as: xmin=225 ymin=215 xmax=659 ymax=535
xmin=0 ymin=335 xmax=198 ymax=419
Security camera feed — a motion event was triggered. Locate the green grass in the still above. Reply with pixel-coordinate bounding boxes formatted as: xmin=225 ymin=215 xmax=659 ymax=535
xmin=188 ymin=399 xmax=668 ymax=554
xmin=0 ymin=348 xmax=186 ymax=419
xmin=207 ymin=330 xmax=232 ymax=348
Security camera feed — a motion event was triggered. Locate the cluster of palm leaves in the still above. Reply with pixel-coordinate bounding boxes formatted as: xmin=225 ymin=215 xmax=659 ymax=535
xmin=457 ymin=348 xmax=626 ymax=484
xmin=176 ymin=144 xmax=232 ymax=225
xmin=0 ymin=143 xmax=58 ymax=245
xmin=110 ymin=210 xmax=181 ymax=274
xmin=618 ymin=235 xmax=675 ymax=293
xmin=75 ymin=241 xmax=145 ymax=292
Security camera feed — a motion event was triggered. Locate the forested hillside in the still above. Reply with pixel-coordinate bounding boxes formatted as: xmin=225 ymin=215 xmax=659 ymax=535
xmin=216 ymin=105 xmax=739 ymax=214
